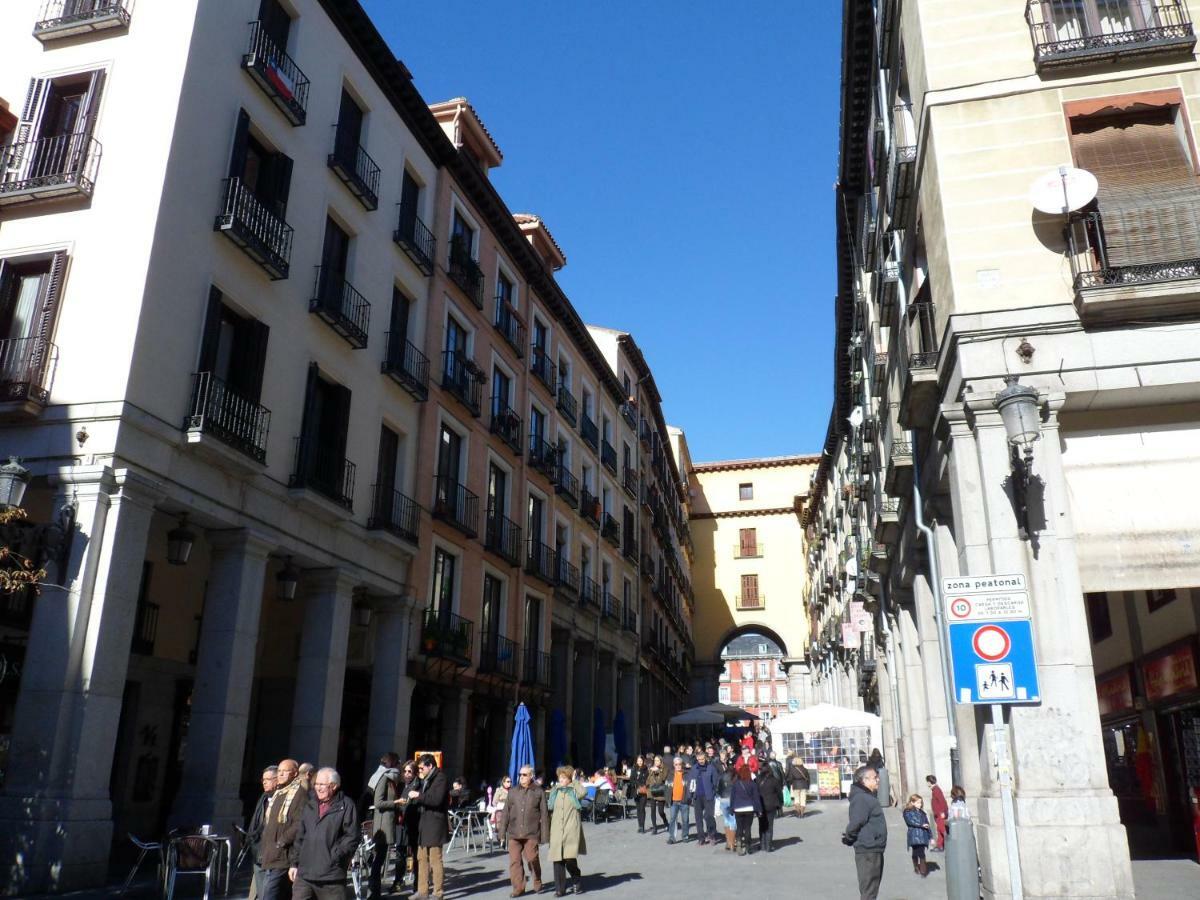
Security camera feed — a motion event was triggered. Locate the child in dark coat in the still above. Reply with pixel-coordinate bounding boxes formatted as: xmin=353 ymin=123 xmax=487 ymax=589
xmin=903 ymin=794 xmax=932 ymax=877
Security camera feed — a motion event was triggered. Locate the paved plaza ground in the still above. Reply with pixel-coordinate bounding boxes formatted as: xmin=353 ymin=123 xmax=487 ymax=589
xmin=33 ymin=796 xmax=1198 ymax=899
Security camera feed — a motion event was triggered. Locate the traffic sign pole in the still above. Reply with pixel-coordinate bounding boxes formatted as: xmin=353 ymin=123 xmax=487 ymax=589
xmin=992 ymin=703 xmax=1024 ymax=900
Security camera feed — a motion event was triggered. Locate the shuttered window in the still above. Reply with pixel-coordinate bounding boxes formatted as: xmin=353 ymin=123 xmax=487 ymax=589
xmin=740 ymin=574 xmax=760 ymax=608
xmin=738 ymin=528 xmax=758 ymax=557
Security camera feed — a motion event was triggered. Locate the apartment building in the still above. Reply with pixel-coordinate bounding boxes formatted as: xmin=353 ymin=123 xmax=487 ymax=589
xmin=805 ymin=0 xmax=1200 ymax=895
xmin=718 ymin=634 xmax=789 ymax=721
xmin=0 ymin=0 xmax=690 ymax=892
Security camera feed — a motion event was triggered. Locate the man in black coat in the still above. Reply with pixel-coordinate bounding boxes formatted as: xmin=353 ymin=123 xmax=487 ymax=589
xmin=843 ymin=767 xmax=887 ymax=900
xmin=408 ymin=753 xmax=449 ymax=899
xmin=288 ymin=767 xmax=359 ymax=900
xmin=246 ymin=766 xmax=277 ymax=900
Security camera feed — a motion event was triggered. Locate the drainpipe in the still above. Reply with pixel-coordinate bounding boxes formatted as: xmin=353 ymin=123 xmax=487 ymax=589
xmin=878 ymin=580 xmax=904 ymax=756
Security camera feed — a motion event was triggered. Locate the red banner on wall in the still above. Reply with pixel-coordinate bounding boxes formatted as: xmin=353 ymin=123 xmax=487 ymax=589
xmin=1096 ymin=669 xmax=1134 ymax=716
xmin=1142 ymin=645 xmax=1198 ymax=703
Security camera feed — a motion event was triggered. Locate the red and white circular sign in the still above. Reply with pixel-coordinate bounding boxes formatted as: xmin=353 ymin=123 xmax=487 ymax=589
xmin=972 ymin=625 xmax=1011 ymax=662
xmin=949 ymin=597 xmax=972 ymax=619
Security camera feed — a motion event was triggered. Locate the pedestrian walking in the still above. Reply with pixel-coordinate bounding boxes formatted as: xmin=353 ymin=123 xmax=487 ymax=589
xmin=786 ymin=756 xmax=811 ymax=818
xmin=729 ymin=765 xmax=761 ymax=856
xmin=903 ymin=794 xmax=932 ymax=877
xmin=298 ymin=762 xmax=315 ymax=791
xmin=646 ymin=758 xmax=667 ymax=834
xmin=289 ymin=767 xmax=358 ymax=900
xmin=756 ymin=760 xmax=783 ymax=853
xmin=397 ymin=762 xmax=420 ymax=892
xmin=499 ymin=765 xmax=549 ymax=897
xmin=689 ymin=749 xmax=718 ymax=845
xmin=369 ymin=752 xmax=402 ymax=898
xmin=926 ymin=775 xmax=948 ymax=851
xmin=666 ymin=756 xmax=693 ymax=844
xmin=246 ymin=765 xmax=277 ymax=900
xmin=842 ymin=766 xmax=887 ymax=900
xmin=260 ymin=758 xmax=306 ymax=900
xmin=631 ymin=755 xmax=650 ymax=833
xmin=408 ymin=753 xmax=450 ymax=900
xmin=548 ymin=766 xmax=588 ymax=897
xmin=716 ymin=762 xmax=736 ymax=852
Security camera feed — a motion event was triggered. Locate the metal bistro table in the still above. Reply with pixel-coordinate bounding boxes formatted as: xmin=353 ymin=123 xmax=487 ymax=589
xmin=447 ymin=808 xmax=493 ymax=855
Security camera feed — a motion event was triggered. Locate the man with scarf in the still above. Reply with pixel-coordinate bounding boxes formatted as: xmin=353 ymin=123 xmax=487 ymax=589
xmin=260 ymin=758 xmax=307 ymax=900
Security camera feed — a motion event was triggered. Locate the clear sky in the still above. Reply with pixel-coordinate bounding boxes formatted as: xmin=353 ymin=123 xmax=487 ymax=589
xmin=362 ymin=0 xmax=842 ymax=463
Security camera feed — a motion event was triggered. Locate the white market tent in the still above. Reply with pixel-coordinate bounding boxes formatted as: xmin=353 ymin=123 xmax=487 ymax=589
xmin=768 ymin=703 xmax=883 ymax=759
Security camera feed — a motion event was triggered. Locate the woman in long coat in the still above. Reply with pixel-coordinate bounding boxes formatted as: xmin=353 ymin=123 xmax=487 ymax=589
xmin=548 ymin=766 xmax=588 ymax=896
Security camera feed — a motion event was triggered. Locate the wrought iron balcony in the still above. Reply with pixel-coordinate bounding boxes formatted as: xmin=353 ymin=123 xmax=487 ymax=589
xmin=491 ymin=298 xmax=527 ymax=358
xmin=622 ymin=604 xmax=638 ymax=633
xmin=555 ymin=463 xmax=579 ymax=507
xmin=601 ymin=439 xmax=617 ymax=474
xmin=382 ymin=332 xmax=429 ymax=400
xmin=328 ymin=124 xmax=380 ymax=210
xmin=242 ymin=20 xmax=309 ymax=126
xmin=0 ymin=336 xmax=58 ymax=412
xmin=479 ymin=633 xmax=518 ymax=680
xmin=432 ymin=475 xmax=479 ymax=537
xmin=525 ymin=539 xmax=558 ymax=585
xmin=290 ymin=436 xmax=355 ymax=510
xmin=441 ymin=350 xmax=483 ymax=416
xmin=448 ymin=238 xmax=484 ymax=309
xmin=0 ymin=132 xmax=101 ymax=206
xmin=580 ymin=489 xmax=601 ymax=528
xmin=34 ymin=0 xmax=130 ymax=40
xmin=622 ymin=465 xmax=638 ymax=498
xmin=311 ymin=267 xmax=370 ymax=348
xmin=909 ymin=351 xmax=937 ymax=370
xmin=735 ymin=593 xmax=764 ymax=611
xmin=623 ymin=533 xmax=638 ymax=561
xmin=530 ymin=347 xmax=555 ymax=391
xmin=602 ymin=513 xmax=621 ymax=547
xmin=521 ymin=647 xmax=552 ymax=687
xmin=528 ymin=434 xmax=558 ymax=479
xmin=420 ymin=608 xmax=472 ymax=666
xmin=394 ymin=202 xmax=435 ymax=275
xmin=484 ymin=507 xmax=522 ymax=567
xmin=367 ymin=485 xmax=421 ymax=544
xmin=874 ymin=496 xmax=902 ymax=544
xmin=639 ymin=417 xmax=653 ymax=449
xmin=556 ymin=556 xmax=580 ymax=596
xmin=489 ymin=398 xmax=523 ymax=455
xmin=556 ymin=384 xmax=578 ymax=425
xmin=641 ymin=551 xmax=654 ymax=580
xmin=1025 ymin=0 xmax=1195 ymax=70
xmin=580 ymin=575 xmax=601 ymax=609
xmin=214 ymin=177 xmax=293 ymax=280
xmin=602 ymin=592 xmax=619 ymax=620
xmin=620 ymin=401 xmax=638 ymax=430
xmin=580 ymin=412 xmax=599 ymax=450
xmin=884 ymin=441 xmax=914 ymax=496
xmin=185 ymin=371 xmax=271 ymax=463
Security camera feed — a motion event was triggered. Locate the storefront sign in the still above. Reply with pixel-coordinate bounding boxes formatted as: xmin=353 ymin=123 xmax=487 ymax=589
xmin=1142 ymin=645 xmax=1198 ymax=703
xmin=1096 ymin=669 xmax=1134 ymax=716
xmin=817 ymin=763 xmax=841 ymax=798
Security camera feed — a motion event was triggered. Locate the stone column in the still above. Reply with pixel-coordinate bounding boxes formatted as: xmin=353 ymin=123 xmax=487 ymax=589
xmin=365 ymin=595 xmax=417 ymax=769
xmin=597 ymin=650 xmax=615 ymax=762
xmin=617 ymin=665 xmax=637 ymax=760
xmin=0 ymin=467 xmax=160 ymax=894
xmin=572 ymin=642 xmax=595 ymax=767
xmin=783 ymin=658 xmax=811 ymax=709
xmin=897 ymin=603 xmax=934 ymax=787
xmin=289 ymin=568 xmax=355 ymax=765
xmin=911 ymin=573 xmax=953 ymax=785
xmin=441 ymin=688 xmax=470 ymax=774
xmin=171 ymin=529 xmax=272 ymax=831
xmin=948 ymin=395 xmax=1133 ymax=900
xmin=551 ymin=630 xmax=573 ymax=768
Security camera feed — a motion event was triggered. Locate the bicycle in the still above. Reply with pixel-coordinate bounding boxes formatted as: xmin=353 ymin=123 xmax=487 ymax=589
xmin=348 ymin=821 xmax=374 ymax=900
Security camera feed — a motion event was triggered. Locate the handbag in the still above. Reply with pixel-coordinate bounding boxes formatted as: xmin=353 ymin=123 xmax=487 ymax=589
xmin=782 ymin=786 xmax=792 ymax=807
xmin=636 ymin=785 xmax=648 ymax=797
xmin=649 ymin=783 xmax=665 ymax=799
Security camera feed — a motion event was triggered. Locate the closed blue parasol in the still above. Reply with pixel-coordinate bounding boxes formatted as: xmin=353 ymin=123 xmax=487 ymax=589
xmin=613 ymin=709 xmax=628 ymax=762
xmin=509 ymin=702 xmax=535 ymax=783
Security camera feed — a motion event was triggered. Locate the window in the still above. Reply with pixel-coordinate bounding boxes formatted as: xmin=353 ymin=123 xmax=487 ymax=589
xmin=294 ymin=364 xmax=352 ymax=504
xmin=527 ymin=493 xmax=545 ymax=541
xmin=580 ymin=544 xmax=591 ymax=584
xmin=1085 ymin=592 xmax=1113 ymax=642
xmin=741 ymin=664 xmax=753 ymax=682
xmin=497 ymin=270 xmax=514 ymax=309
xmin=374 ymin=423 xmax=400 ymax=503
xmin=259 ymin=0 xmax=292 ymax=51
xmin=0 ymin=250 xmax=67 ymax=366
xmin=739 ymin=482 xmax=753 ymax=501
xmin=739 ymin=574 xmax=760 ymax=609
xmin=451 ymin=208 xmax=476 ymax=258
xmin=524 ymin=594 xmax=541 ymax=653
xmin=487 ymin=462 xmax=507 ymax=515
xmin=481 ymin=573 xmax=502 ymax=651
xmin=228 ymin=109 xmax=293 ymax=219
xmin=492 ymin=367 xmax=512 ymax=418
xmin=758 ymin=660 xmax=770 ymax=678
xmin=530 ymin=404 xmax=546 ymax=442
xmin=2 ymin=71 xmax=105 ymax=197
xmin=430 ymin=547 xmax=457 ymax=616
xmin=777 ymin=683 xmax=788 ymax=703
xmin=718 ymin=686 xmax=731 ymax=704
xmin=434 ymin=423 xmax=463 ymax=503
xmin=531 ymin=317 xmax=548 ymax=353
xmin=386 ymin=286 xmax=411 ymax=362
xmin=738 ymin=528 xmax=758 ymax=558
xmin=719 ymin=666 xmax=730 ymax=683
xmin=334 ymin=88 xmax=365 ymax=159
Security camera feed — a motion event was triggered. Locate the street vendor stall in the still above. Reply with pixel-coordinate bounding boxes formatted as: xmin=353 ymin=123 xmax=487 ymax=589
xmin=768 ymin=704 xmax=884 ymax=798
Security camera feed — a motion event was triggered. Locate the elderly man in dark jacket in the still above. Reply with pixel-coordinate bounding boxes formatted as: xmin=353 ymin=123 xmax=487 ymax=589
xmin=498 ymin=764 xmax=549 ymax=896
xmin=408 ymin=753 xmax=450 ymax=900
xmin=843 ymin=766 xmax=887 ymax=900
xmin=288 ymin=767 xmax=358 ymax=900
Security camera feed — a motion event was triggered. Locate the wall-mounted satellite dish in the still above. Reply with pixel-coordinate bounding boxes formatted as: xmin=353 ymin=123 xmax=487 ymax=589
xmin=1028 ymin=165 xmax=1098 ymax=215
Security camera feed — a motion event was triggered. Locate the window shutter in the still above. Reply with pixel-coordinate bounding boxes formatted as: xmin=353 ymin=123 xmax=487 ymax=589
xmin=298 ymin=362 xmax=319 ymax=472
xmin=246 ymin=317 xmax=269 ymax=402
xmin=739 ymin=528 xmax=756 ymax=556
xmin=78 ymin=69 xmax=106 ymax=138
xmin=228 ymin=108 xmax=251 ymax=180
xmin=271 ymin=151 xmax=293 ymax=218
xmin=34 ymin=251 xmax=68 ymax=344
xmin=332 ymin=382 xmax=352 ymax=462
xmin=197 ymin=286 xmax=223 ymax=373
xmin=5 ymin=79 xmax=48 ymax=186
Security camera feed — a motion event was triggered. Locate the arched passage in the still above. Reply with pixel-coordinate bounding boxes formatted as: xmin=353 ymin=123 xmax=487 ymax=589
xmin=712 ymin=627 xmax=792 ymax=720
xmin=712 ymin=623 xmax=789 ymax=664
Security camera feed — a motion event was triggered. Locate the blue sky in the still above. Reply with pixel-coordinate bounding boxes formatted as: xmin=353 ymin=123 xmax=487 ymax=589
xmin=363 ymin=0 xmax=842 ymax=462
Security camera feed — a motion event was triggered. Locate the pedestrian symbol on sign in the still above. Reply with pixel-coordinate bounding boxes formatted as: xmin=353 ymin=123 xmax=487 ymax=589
xmin=976 ymin=663 xmax=1016 ymax=700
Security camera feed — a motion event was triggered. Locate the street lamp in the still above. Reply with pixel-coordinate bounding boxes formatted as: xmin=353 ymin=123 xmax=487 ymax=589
xmin=993 ymin=375 xmax=1041 ymax=538
xmin=166 ymin=514 xmax=195 ymax=566
xmin=0 ymin=457 xmax=31 ymax=510
xmin=276 ymin=556 xmax=299 ymax=601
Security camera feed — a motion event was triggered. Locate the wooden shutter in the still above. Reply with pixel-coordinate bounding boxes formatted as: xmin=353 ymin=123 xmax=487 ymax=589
xmin=245 ymin=317 xmax=269 ymax=402
xmin=741 ymin=574 xmax=759 ymax=606
xmin=78 ymin=69 xmax=106 ymax=138
xmin=298 ymin=362 xmax=319 ymax=472
xmin=270 ymin=151 xmax=293 ymax=218
xmin=739 ymin=528 xmax=757 ymax=557
xmin=197 ymin=286 xmax=223 ymax=373
xmin=4 ymin=79 xmax=48 ymax=186
xmin=228 ymin=108 xmax=250 ymax=180
xmin=33 ymin=251 xmax=67 ymax=344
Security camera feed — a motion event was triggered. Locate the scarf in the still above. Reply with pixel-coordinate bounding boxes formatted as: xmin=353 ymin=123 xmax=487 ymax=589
xmin=547 ymin=786 xmax=581 ymax=811
xmin=368 ymin=765 xmax=400 ymax=792
xmin=268 ymin=779 xmax=302 ymax=824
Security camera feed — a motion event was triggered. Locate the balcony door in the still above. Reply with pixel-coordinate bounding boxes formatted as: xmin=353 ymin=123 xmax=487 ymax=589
xmin=319 ymin=217 xmax=350 ymax=298
xmin=436 ymin=424 xmax=463 ymax=504
xmin=527 ymin=494 xmax=544 ymax=543
xmin=375 ymin=424 xmax=400 ymax=511
xmin=388 ymin=287 xmax=410 ymax=363
xmin=229 ymin=109 xmax=293 ymax=219
xmin=298 ymin=365 xmax=350 ymax=487
xmin=738 ymin=528 xmax=758 ymax=558
xmin=335 ymin=89 xmax=364 ymax=161
xmin=259 ymin=0 xmax=292 ymax=50
xmin=430 ymin=547 xmax=456 ymax=623
xmin=481 ymin=574 xmax=502 ymax=660
xmin=493 ymin=367 xmax=511 ymax=419
xmin=487 ymin=462 xmax=507 ymax=517
xmin=530 ymin=405 xmax=546 ymax=445
xmin=16 ymin=71 xmax=104 ymax=183
xmin=1044 ymin=0 xmax=1148 ymax=39
xmin=524 ymin=594 xmax=541 ymax=655
xmin=451 ymin=209 xmax=475 ymax=258
xmin=199 ymin=288 xmax=268 ymax=402
xmin=400 ymin=169 xmax=420 ymax=221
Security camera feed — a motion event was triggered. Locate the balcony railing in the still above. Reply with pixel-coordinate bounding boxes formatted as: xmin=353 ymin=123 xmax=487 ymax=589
xmin=601 ymin=439 xmax=617 ymax=474
xmin=734 ymin=543 xmax=763 ymax=559
xmin=602 ymin=513 xmax=621 ymax=547
xmin=394 ymin=202 xmax=435 ymax=275
xmin=736 ymin=594 xmax=764 ymax=611
xmin=580 ymin=575 xmax=601 ymax=609
xmin=448 ymin=238 xmax=484 ymax=309
xmin=489 ymin=398 xmax=523 ymax=455
xmin=622 ymin=465 xmax=638 ymax=497
xmin=602 ymin=592 xmax=619 ymax=620
xmin=528 ymin=434 xmax=558 ymax=479
xmin=185 ymin=371 xmax=270 ymax=463
xmin=242 ymin=20 xmax=309 ymax=126
xmin=441 ymin=350 xmax=483 ymax=416
xmin=555 ymin=463 xmax=579 ymax=506
xmin=639 ymin=417 xmax=653 ymax=449
xmin=525 ymin=539 xmax=557 ymax=585
xmin=556 ymin=384 xmax=578 ymax=425
xmin=580 ymin=413 xmax=599 ymax=450
xmin=367 ymin=485 xmax=421 ymax=543
xmin=432 ymin=475 xmax=479 ymax=537
xmin=0 ymin=336 xmax=58 ymax=410
xmin=0 ymin=132 xmax=101 ymax=206
xmin=484 ymin=508 xmax=523 ymax=567
xmin=34 ymin=0 xmax=130 ymax=40
xmin=290 ymin=436 xmax=355 ymax=510
xmin=530 ymin=347 xmax=555 ymax=391
xmin=620 ymin=401 xmax=638 ymax=430
xmin=479 ymin=633 xmax=518 ymax=680
xmin=214 ymin=177 xmax=292 ymax=279
xmin=328 ymin=124 xmax=380 ymax=210
xmin=641 ymin=551 xmax=654 ymax=580
xmin=556 ymin=556 xmax=580 ymax=596
xmin=421 ymin=608 xmax=472 ymax=666
xmin=311 ymin=267 xmax=370 ymax=348
xmin=493 ymin=298 xmax=527 ymax=358
xmin=521 ymin=647 xmax=552 ymax=686
xmin=622 ymin=604 xmax=638 ymax=633
xmin=1025 ymin=0 xmax=1195 ymax=69
xmin=382 ymin=332 xmax=429 ymax=400
xmin=580 ymin=489 xmax=601 ymax=528
xmin=908 ymin=351 xmax=938 ymax=369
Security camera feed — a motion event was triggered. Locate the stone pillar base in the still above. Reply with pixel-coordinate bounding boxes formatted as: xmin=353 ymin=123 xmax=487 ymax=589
xmin=0 ymin=796 xmax=113 ymax=895
xmin=976 ymin=793 xmax=1134 ymax=900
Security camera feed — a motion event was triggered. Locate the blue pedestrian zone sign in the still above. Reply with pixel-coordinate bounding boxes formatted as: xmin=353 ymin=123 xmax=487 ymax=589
xmin=943 ymin=574 xmax=1042 ymax=705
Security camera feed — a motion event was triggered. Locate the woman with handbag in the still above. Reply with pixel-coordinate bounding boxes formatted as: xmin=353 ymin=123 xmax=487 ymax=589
xmin=646 ymin=758 xmax=667 ymax=835
xmin=631 ymin=755 xmax=650 ymax=834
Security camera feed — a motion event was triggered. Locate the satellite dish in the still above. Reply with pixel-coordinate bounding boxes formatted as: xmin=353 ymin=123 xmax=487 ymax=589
xmin=1029 ymin=166 xmax=1098 ymax=215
